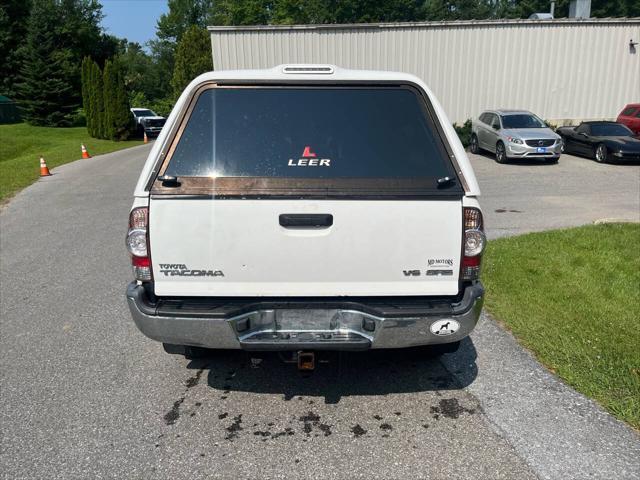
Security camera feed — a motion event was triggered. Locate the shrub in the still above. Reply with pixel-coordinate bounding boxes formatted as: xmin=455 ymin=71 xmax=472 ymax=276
xmin=129 ymin=91 xmax=148 ymax=109
xmin=453 ymin=119 xmax=472 ymax=147
xmin=70 ymin=108 xmax=86 ymax=127
xmin=147 ymin=97 xmax=175 ymax=118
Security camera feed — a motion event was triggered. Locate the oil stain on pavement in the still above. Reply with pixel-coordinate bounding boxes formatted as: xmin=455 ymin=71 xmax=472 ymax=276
xmin=143 ymin=347 xmax=540 ymax=478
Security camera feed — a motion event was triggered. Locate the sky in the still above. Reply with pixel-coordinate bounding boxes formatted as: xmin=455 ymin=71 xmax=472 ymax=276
xmin=100 ymin=0 xmax=169 ymax=48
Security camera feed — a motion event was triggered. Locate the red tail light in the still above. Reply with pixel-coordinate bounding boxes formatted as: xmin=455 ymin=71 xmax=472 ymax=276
xmin=461 ymin=207 xmax=486 ymax=281
xmin=126 ymin=207 xmax=152 ymax=281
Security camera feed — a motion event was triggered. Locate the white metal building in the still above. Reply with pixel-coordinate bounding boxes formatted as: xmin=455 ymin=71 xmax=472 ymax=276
xmin=209 ymin=18 xmax=640 ymax=124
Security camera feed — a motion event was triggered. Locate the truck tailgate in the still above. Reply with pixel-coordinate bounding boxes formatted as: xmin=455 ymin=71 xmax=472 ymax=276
xmin=149 ymin=198 xmax=462 ymax=297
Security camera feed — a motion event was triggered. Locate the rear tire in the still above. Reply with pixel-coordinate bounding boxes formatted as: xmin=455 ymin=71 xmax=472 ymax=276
xmin=594 ymin=143 xmax=608 ymax=163
xmin=495 ymin=141 xmax=508 ymax=164
xmin=470 ymin=134 xmax=480 ymax=154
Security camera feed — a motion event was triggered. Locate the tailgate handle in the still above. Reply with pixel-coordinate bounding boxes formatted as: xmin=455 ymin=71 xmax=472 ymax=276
xmin=279 ymin=214 xmax=333 ymax=228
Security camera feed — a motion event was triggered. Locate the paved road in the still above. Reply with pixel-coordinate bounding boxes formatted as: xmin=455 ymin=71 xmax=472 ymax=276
xmin=1 ymin=146 xmax=639 ymax=479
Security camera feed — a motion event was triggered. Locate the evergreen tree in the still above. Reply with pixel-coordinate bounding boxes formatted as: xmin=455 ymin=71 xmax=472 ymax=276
xmin=111 ymin=63 xmax=132 ymax=140
xmin=102 ymin=60 xmax=131 ymax=141
xmin=102 ymin=60 xmax=116 ymax=139
xmin=81 ymin=57 xmax=93 ymax=135
xmin=57 ymin=0 xmax=108 ymax=104
xmin=16 ymin=0 xmax=77 ymax=126
xmin=81 ymin=56 xmax=108 ymax=139
xmin=0 ymin=0 xmax=32 ymax=98
xmin=150 ymin=0 xmax=213 ymax=98
xmin=171 ymin=26 xmax=212 ymax=98
xmin=92 ymin=60 xmax=105 ymax=138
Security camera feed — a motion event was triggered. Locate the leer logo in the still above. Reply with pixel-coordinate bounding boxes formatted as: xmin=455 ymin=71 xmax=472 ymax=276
xmin=301 ymin=146 xmax=316 ymax=158
xmin=288 ymin=146 xmax=331 ymax=167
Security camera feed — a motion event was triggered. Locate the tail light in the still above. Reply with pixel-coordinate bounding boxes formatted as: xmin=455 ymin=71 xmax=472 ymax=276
xmin=126 ymin=207 xmax=152 ymax=281
xmin=461 ymin=207 xmax=486 ymax=281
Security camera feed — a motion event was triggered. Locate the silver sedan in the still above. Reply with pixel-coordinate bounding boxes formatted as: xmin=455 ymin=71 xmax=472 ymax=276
xmin=470 ymin=109 xmax=562 ymax=163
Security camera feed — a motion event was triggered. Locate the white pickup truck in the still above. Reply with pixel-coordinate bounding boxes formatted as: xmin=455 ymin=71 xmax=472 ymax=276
xmin=125 ymin=65 xmax=485 ymax=360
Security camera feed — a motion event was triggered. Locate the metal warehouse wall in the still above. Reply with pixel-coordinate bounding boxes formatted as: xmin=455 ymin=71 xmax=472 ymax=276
xmin=209 ymin=19 xmax=640 ymax=124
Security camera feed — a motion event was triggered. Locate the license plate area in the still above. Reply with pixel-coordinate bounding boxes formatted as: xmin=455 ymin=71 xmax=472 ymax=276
xmin=231 ymin=309 xmax=375 ymax=350
xmin=536 ymin=147 xmax=547 ymax=153
xmin=229 ymin=308 xmax=380 ymax=342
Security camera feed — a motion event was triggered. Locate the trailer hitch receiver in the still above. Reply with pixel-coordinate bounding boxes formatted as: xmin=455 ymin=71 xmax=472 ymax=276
xmin=297 ymin=351 xmax=315 ymax=371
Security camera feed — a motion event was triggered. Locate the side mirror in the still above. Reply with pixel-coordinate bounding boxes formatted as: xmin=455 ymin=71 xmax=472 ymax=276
xmin=493 ymin=125 xmax=500 ymax=130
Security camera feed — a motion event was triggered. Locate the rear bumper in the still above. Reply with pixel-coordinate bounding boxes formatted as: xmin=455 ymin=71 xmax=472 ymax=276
xmin=126 ymin=283 xmax=484 ymax=351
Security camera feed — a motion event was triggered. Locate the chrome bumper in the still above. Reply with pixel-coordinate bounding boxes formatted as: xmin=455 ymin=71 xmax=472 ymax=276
xmin=126 ymin=283 xmax=484 ymax=351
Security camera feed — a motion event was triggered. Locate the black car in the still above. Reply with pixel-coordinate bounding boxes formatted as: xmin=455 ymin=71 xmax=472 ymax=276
xmin=557 ymin=121 xmax=640 ymax=163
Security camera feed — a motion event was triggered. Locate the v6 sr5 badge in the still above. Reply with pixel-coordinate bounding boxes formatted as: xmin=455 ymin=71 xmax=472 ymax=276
xmin=403 ymin=258 xmax=455 ymax=277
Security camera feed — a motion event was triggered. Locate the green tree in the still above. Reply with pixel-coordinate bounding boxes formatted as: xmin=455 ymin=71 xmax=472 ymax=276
xmin=171 ymin=25 xmax=212 ymax=98
xmin=102 ymin=59 xmax=131 ymax=140
xmin=591 ymin=0 xmax=640 ymax=18
xmin=157 ymin=0 xmax=213 ymax=40
xmin=81 ymin=57 xmax=92 ymax=134
xmin=0 ymin=0 xmax=32 ymax=98
xmin=16 ymin=0 xmax=77 ymax=126
xmin=102 ymin=60 xmax=115 ymax=139
xmin=209 ymin=0 xmax=273 ymax=25
xmin=149 ymin=0 xmax=213 ymax=98
xmin=91 ymin=59 xmax=105 ymax=138
xmin=11 ymin=0 xmax=117 ymax=125
xmin=115 ymin=42 xmax=165 ymax=106
xmin=207 ymin=0 xmax=637 ymax=25
xmin=81 ymin=56 xmax=106 ymax=138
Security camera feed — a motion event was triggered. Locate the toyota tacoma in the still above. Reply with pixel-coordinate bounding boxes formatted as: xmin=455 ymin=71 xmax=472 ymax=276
xmin=126 ymin=65 xmax=485 ymax=360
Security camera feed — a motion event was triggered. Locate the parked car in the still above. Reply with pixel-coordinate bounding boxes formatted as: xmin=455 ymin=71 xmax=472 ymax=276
xmin=130 ymin=108 xmax=166 ymax=137
xmin=125 ymin=65 xmax=486 ymax=362
xmin=616 ymin=104 xmax=640 ymax=135
xmin=557 ymin=121 xmax=640 ymax=163
xmin=470 ymin=109 xmax=562 ymax=163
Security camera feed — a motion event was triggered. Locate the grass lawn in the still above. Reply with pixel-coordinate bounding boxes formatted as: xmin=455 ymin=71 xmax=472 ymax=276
xmin=0 ymin=123 xmax=143 ymax=202
xmin=483 ymin=223 xmax=640 ymax=429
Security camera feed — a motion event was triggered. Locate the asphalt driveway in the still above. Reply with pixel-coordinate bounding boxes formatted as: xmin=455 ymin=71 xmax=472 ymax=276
xmin=1 ymin=146 xmax=638 ymax=479
xmin=469 ymin=150 xmax=640 ymax=238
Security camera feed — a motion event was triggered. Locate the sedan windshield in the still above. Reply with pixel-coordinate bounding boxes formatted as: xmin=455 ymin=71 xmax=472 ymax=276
xmin=590 ymin=124 xmax=633 ymax=137
xmin=501 ymin=114 xmax=546 ymax=129
xmin=134 ymin=109 xmax=156 ymax=117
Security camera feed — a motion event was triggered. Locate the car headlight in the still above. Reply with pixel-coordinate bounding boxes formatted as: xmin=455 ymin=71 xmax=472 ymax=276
xmin=507 ymin=137 xmax=523 ymax=145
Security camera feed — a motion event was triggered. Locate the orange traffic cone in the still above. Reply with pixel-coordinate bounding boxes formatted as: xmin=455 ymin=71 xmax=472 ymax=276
xmin=81 ymin=143 xmax=91 ymax=159
xmin=143 ymin=131 xmax=148 ymax=144
xmin=40 ymin=157 xmax=51 ymax=176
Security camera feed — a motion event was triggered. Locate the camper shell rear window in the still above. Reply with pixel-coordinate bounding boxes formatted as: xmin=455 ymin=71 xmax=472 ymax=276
xmin=155 ymin=84 xmax=463 ymax=198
